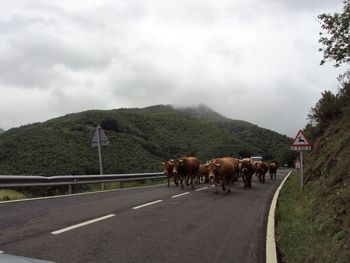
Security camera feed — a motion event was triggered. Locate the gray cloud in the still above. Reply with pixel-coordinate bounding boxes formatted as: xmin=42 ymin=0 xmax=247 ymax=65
xmin=0 ymin=0 xmax=345 ymax=136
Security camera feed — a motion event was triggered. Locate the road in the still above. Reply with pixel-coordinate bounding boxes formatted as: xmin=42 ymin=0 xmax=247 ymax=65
xmin=0 ymin=170 xmax=289 ymax=263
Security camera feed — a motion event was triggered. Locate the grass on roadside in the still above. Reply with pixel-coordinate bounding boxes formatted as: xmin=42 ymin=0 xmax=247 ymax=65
xmin=275 ymin=171 xmax=349 ymax=263
xmin=0 ymin=189 xmax=27 ymax=201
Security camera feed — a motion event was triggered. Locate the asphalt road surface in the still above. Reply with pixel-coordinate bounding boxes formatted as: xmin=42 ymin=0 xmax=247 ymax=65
xmin=0 ymin=170 xmax=290 ymax=263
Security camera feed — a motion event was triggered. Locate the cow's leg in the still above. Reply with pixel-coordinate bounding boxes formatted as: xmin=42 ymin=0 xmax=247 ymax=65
xmin=204 ymin=174 xmax=209 ymax=183
xmin=262 ymin=174 xmax=265 ymax=183
xmin=174 ymin=175 xmax=179 ymax=186
xmin=221 ymin=179 xmax=226 ymax=192
xmin=226 ymin=179 xmax=231 ymax=193
xmin=190 ymin=174 xmax=195 ymax=190
xmin=241 ymin=174 xmax=247 ymax=189
xmin=185 ymin=175 xmax=190 ymax=186
xmin=214 ymin=179 xmax=219 ymax=194
xmin=167 ymin=177 xmax=170 ymax=187
xmin=196 ymin=173 xmax=201 ymax=184
xmin=180 ymin=177 xmax=184 ymax=190
xmin=175 ymin=174 xmax=179 ymax=186
xmin=247 ymin=174 xmax=252 ymax=188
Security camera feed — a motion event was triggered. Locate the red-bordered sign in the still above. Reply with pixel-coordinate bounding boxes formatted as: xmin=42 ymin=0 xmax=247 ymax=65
xmin=291 ymin=130 xmax=312 ymax=151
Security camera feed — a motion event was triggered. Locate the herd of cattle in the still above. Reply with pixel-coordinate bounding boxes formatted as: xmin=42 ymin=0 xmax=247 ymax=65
xmin=162 ymin=157 xmax=278 ymax=194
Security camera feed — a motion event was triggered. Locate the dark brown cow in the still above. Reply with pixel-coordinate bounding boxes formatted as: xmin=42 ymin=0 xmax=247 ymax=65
xmin=254 ymin=161 xmax=269 ymax=183
xmin=197 ymin=163 xmax=210 ymax=183
xmin=268 ymin=161 xmax=278 ymax=180
xmin=162 ymin=159 xmax=178 ymax=187
xmin=208 ymin=157 xmax=238 ymax=194
xmin=238 ymin=158 xmax=255 ymax=189
xmin=172 ymin=157 xmax=200 ymax=190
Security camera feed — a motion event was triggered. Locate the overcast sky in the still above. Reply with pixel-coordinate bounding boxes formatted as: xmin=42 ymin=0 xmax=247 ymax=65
xmin=0 ymin=0 xmax=345 ymax=136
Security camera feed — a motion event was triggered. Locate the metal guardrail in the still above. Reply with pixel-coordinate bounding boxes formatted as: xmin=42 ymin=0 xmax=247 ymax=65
xmin=0 ymin=172 xmax=166 ymax=190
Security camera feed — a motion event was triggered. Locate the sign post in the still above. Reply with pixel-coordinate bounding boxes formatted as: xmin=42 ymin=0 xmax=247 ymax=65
xmin=291 ymin=129 xmax=311 ymax=188
xmin=91 ymin=125 xmax=109 ymax=190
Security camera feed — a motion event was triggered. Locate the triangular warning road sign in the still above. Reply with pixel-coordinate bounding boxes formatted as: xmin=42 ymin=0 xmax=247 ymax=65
xmin=291 ymin=130 xmax=311 ymax=147
xmin=91 ymin=125 xmax=109 ymax=147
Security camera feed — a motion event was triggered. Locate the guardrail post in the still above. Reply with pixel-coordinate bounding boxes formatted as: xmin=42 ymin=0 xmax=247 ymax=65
xmin=68 ymin=184 xmax=72 ymax=194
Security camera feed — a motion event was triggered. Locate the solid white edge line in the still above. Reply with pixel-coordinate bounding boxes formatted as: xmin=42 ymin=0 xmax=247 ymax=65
xmin=195 ymin=187 xmax=208 ymax=192
xmin=171 ymin=192 xmax=190 ymax=198
xmin=266 ymin=171 xmax=292 ymax=263
xmin=51 ymin=214 xmax=115 ymax=235
xmin=132 ymin=200 xmax=163 ymax=210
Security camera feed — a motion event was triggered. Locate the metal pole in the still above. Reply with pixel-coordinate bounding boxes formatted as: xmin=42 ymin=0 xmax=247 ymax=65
xmin=300 ymin=150 xmax=303 ymax=188
xmin=97 ymin=126 xmax=104 ymax=190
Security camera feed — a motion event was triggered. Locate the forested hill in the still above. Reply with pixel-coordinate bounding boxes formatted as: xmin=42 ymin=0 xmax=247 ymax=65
xmin=0 ymin=128 xmax=4 ymax=134
xmin=0 ymin=105 xmax=291 ymax=176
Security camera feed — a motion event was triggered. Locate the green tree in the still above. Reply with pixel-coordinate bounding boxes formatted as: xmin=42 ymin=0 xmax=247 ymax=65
xmin=307 ymin=90 xmax=340 ymax=129
xmin=318 ymin=0 xmax=350 ymax=67
xmin=337 ymin=71 xmax=350 ymax=111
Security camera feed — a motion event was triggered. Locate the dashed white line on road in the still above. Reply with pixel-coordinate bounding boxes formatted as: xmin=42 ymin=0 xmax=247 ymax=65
xmin=132 ymin=200 xmax=163 ymax=210
xmin=195 ymin=187 xmax=208 ymax=192
xmin=171 ymin=192 xmax=190 ymax=198
xmin=51 ymin=214 xmax=115 ymax=235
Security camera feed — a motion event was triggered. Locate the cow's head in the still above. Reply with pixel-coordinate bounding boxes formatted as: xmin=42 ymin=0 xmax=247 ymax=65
xmin=163 ymin=159 xmax=174 ymax=174
xmin=172 ymin=158 xmax=185 ymax=175
xmin=241 ymin=160 xmax=253 ymax=175
xmin=208 ymin=159 xmax=221 ymax=180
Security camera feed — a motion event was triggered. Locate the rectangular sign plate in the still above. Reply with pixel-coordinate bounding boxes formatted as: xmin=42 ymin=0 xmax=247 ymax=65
xmin=291 ymin=146 xmax=312 ymax=151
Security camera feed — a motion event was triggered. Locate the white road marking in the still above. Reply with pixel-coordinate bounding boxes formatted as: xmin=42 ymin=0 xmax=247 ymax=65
xmin=195 ymin=187 xmax=208 ymax=192
xmin=171 ymin=192 xmax=190 ymax=198
xmin=266 ymin=171 xmax=292 ymax=263
xmin=51 ymin=214 xmax=115 ymax=235
xmin=132 ymin=200 xmax=163 ymax=210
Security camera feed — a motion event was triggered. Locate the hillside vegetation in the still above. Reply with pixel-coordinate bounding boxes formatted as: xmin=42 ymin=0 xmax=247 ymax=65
xmin=0 ymin=105 xmax=290 ymax=176
xmin=276 ymin=111 xmax=350 ymax=262
xmin=276 ymin=74 xmax=350 ymax=262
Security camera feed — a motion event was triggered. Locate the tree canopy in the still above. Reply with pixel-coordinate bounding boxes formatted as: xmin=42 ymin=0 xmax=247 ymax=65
xmin=318 ymin=0 xmax=350 ymax=67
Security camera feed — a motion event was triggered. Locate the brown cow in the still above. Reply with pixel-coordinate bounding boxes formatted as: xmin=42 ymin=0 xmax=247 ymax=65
xmin=172 ymin=157 xmax=200 ymax=190
xmin=254 ymin=161 xmax=269 ymax=183
xmin=238 ymin=158 xmax=255 ymax=189
xmin=268 ymin=161 xmax=278 ymax=180
xmin=197 ymin=163 xmax=210 ymax=184
xmin=208 ymin=157 xmax=238 ymax=194
xmin=162 ymin=159 xmax=178 ymax=187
